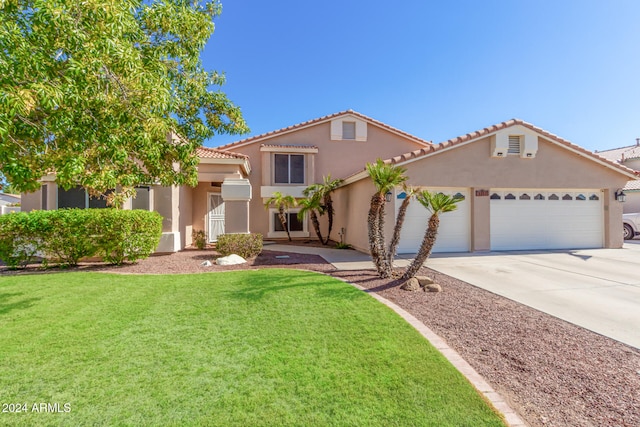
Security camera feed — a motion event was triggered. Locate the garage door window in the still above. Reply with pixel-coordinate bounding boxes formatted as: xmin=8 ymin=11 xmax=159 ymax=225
xmin=490 ymin=193 xmax=501 ymax=199
xmin=576 ymin=194 xmax=586 ymax=201
xmin=519 ymin=193 xmax=531 ymax=200
xmin=562 ymin=194 xmax=573 ymax=200
xmin=549 ymin=194 xmax=559 ymax=200
xmin=534 ymin=193 xmax=545 ymax=200
xmin=589 ymin=194 xmax=599 ymax=201
xmin=505 ymin=193 xmax=516 ymax=200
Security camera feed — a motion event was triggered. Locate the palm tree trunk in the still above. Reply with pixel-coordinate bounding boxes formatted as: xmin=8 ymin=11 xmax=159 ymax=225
xmin=387 ymin=196 xmax=411 ymax=268
xmin=278 ymin=205 xmax=292 ymax=241
xmin=322 ymin=195 xmax=334 ymax=245
xmin=376 ymin=199 xmax=391 ymax=278
xmin=368 ymin=193 xmax=389 ymax=277
xmin=309 ymin=209 xmax=323 ymax=243
xmin=402 ymin=213 xmax=439 ymax=280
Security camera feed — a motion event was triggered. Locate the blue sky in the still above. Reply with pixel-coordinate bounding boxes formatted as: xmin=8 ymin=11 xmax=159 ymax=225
xmin=202 ymin=0 xmax=640 ymax=152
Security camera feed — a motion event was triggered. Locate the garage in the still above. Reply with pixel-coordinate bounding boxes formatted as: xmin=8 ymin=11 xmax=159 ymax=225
xmin=490 ymin=189 xmax=604 ymax=250
xmin=396 ymin=188 xmax=470 ymax=253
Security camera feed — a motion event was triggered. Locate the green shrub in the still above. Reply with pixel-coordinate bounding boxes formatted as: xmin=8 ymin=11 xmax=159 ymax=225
xmin=43 ymin=209 xmax=99 ymax=266
xmin=0 ymin=209 xmax=163 ymax=268
xmin=0 ymin=212 xmax=45 ymax=269
xmin=94 ymin=210 xmax=163 ymax=265
xmin=192 ymin=229 xmax=207 ymax=250
xmin=216 ymin=233 xmax=263 ymax=259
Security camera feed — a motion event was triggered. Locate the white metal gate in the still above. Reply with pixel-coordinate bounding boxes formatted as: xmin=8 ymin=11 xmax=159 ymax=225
xmin=208 ymin=193 xmax=225 ymax=242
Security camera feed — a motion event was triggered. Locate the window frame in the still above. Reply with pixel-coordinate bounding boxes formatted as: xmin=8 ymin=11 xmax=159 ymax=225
xmin=273 ymin=153 xmax=305 ymax=185
xmin=267 ymin=208 xmax=309 ymax=238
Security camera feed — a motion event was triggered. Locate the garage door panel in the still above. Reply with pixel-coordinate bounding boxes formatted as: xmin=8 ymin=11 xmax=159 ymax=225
xmin=490 ymin=189 xmax=603 ymax=251
xmin=396 ymin=188 xmax=470 ymax=254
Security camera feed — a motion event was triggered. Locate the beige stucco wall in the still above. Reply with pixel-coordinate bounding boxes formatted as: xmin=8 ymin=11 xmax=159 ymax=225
xmin=228 ymin=121 xmax=427 ymax=238
xmin=338 ymin=135 xmax=630 ymax=251
xmin=624 ymin=192 xmax=640 ymax=214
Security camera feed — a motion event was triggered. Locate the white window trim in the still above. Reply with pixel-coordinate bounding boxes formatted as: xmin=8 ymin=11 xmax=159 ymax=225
xmin=267 ymin=208 xmax=309 ymax=238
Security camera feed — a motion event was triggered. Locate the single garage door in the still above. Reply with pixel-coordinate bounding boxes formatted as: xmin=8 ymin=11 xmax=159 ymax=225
xmin=490 ymin=189 xmax=603 ymax=250
xmin=396 ymin=188 xmax=470 ymax=254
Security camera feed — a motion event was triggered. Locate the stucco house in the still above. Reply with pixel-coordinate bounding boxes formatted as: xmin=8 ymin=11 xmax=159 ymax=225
xmin=21 ymin=110 xmax=639 ymax=253
xmin=595 ymin=141 xmax=640 ymax=213
xmin=0 ymin=192 xmax=21 ymax=215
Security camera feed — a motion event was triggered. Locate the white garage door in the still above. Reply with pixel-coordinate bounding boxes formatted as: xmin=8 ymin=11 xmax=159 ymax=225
xmin=490 ymin=189 xmax=603 ymax=251
xmin=396 ymin=188 xmax=470 ymax=254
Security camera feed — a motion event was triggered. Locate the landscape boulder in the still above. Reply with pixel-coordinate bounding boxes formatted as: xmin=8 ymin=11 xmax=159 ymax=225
xmin=216 ymin=254 xmax=246 ymax=266
xmin=400 ymin=277 xmax=421 ymax=291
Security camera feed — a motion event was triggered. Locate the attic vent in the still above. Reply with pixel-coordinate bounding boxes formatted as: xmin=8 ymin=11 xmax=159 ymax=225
xmin=508 ymin=136 xmax=521 ymax=154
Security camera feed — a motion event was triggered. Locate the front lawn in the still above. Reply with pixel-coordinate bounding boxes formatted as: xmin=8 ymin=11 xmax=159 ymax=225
xmin=0 ymin=270 xmax=505 ymax=426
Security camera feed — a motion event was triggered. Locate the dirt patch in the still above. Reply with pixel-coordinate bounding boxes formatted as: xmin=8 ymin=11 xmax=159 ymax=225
xmin=2 ymin=248 xmax=639 ymax=427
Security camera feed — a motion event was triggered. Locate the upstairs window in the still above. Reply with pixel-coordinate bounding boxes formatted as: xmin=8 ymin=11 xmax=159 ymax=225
xmin=274 ymin=154 xmax=304 ymax=184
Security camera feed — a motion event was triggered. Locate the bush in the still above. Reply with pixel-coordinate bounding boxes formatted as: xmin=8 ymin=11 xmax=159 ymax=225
xmin=93 ymin=210 xmax=163 ymax=265
xmin=192 ymin=229 xmax=207 ymax=250
xmin=0 ymin=212 xmax=45 ymax=269
xmin=216 ymin=233 xmax=263 ymax=259
xmin=0 ymin=209 xmax=163 ymax=268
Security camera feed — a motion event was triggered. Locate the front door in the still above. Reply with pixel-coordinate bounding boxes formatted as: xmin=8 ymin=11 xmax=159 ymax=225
xmin=208 ymin=193 xmax=225 ymax=242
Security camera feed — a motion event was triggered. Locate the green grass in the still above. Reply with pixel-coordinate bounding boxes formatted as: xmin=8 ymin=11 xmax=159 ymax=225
xmin=0 ymin=270 xmax=505 ymax=426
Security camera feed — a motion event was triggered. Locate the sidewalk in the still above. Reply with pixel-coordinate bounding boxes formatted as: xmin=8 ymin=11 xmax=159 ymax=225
xmin=264 ymin=243 xmax=411 ymax=270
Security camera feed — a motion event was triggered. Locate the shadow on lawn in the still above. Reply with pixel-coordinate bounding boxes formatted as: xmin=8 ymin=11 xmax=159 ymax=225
xmin=225 ymin=271 xmax=366 ymax=302
xmin=0 ymin=292 xmax=41 ymax=315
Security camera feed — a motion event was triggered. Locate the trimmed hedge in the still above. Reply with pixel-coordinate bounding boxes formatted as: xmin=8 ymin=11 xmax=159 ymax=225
xmin=216 ymin=233 xmax=263 ymax=259
xmin=0 ymin=209 xmax=162 ymax=268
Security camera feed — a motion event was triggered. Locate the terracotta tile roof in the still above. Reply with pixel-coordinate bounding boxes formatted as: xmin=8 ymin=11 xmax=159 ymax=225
xmin=344 ymin=119 xmax=639 ymax=182
xmin=260 ymin=144 xmax=319 ymax=149
xmin=196 ymin=147 xmax=248 ymax=160
xmin=216 ymin=110 xmax=432 ymax=150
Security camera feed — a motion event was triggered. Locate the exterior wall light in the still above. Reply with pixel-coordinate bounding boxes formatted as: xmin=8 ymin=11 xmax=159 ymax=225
xmin=615 ymin=189 xmax=626 ymax=203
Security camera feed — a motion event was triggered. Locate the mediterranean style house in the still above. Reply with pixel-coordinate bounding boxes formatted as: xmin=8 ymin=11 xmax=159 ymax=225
xmin=21 ymin=110 xmax=639 ymax=253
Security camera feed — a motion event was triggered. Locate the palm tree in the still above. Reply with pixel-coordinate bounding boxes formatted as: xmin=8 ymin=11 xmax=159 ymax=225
xmin=264 ymin=191 xmax=297 ymax=241
xmin=365 ymin=159 xmax=407 ymax=278
xmin=386 ymin=185 xmax=417 ymax=268
xmin=303 ymin=175 xmax=343 ymax=245
xmin=401 ymin=191 xmax=464 ymax=280
xmin=297 ymin=194 xmax=324 ymax=243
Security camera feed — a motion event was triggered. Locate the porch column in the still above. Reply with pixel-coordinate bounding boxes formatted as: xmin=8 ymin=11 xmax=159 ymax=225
xmin=221 ymin=178 xmax=252 ymax=234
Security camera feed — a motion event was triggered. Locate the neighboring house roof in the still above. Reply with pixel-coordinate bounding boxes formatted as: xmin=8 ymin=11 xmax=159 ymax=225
xmin=596 ymin=144 xmax=640 ymax=162
xmin=624 ymin=180 xmax=640 ymax=191
xmin=0 ymin=193 xmax=21 ymax=204
xmin=196 ymin=147 xmax=251 ymax=175
xmin=344 ymin=118 xmax=640 ymax=183
xmin=216 ymin=110 xmax=433 ymax=151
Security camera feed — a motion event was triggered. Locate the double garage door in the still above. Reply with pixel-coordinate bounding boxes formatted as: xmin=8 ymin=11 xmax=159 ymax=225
xmin=395 ymin=188 xmax=603 ymax=253
xmin=490 ymin=189 xmax=603 ymax=250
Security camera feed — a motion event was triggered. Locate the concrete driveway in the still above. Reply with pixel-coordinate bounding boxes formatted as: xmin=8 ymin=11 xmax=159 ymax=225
xmin=423 ymin=241 xmax=640 ymax=349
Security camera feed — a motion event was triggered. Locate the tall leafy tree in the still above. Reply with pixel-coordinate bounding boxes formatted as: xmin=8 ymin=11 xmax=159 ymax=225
xmin=366 ymin=159 xmax=407 ymax=278
xmin=401 ymin=191 xmax=463 ymax=280
xmin=264 ymin=191 xmax=297 ymax=242
xmin=0 ymin=0 xmax=248 ymax=206
xmin=303 ymin=174 xmax=343 ymax=245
